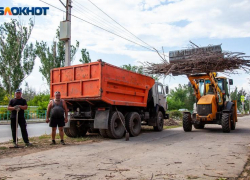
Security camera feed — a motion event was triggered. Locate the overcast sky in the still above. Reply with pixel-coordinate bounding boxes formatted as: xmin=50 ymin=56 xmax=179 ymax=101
xmin=0 ymin=0 xmax=250 ymax=94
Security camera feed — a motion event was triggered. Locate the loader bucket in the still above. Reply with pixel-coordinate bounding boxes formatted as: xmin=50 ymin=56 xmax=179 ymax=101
xmin=169 ymin=45 xmax=222 ymax=64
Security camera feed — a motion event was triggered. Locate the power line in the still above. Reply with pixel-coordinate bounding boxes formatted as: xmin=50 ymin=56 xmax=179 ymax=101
xmin=39 ymin=0 xmax=155 ymax=52
xmin=73 ymin=2 xmax=140 ymax=44
xmin=73 ymin=0 xmax=152 ymax=50
xmin=86 ymin=0 xmax=157 ymax=51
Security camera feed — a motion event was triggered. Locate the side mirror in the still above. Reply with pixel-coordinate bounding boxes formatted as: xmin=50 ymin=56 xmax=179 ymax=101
xmin=165 ymin=86 xmax=169 ymax=94
xmin=229 ymin=79 xmax=233 ymax=85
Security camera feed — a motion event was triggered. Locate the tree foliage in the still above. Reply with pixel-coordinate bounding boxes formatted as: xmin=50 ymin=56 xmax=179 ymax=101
xmin=121 ymin=64 xmax=159 ymax=80
xmin=167 ymin=84 xmax=195 ymax=111
xmin=79 ymin=48 xmax=91 ymax=64
xmin=28 ymin=91 xmax=50 ymax=112
xmin=0 ymin=18 xmax=36 ymax=99
xmin=230 ymin=87 xmax=248 ymax=112
xmin=36 ymin=27 xmax=81 ymax=85
xmin=22 ymin=82 xmax=37 ymax=102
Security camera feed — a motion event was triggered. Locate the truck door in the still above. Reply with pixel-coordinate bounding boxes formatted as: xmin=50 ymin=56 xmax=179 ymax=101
xmin=157 ymin=84 xmax=166 ymax=110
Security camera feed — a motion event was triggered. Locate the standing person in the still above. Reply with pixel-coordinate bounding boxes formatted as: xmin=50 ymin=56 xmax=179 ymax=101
xmin=46 ymin=91 xmax=68 ymax=145
xmin=7 ymin=89 xmax=32 ymax=147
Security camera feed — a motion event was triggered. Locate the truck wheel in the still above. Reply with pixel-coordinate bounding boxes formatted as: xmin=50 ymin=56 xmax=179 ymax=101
xmin=126 ymin=112 xmax=141 ymax=137
xmin=99 ymin=129 xmax=109 ymax=138
xmin=153 ymin=111 xmax=164 ymax=131
xmin=77 ymin=125 xmax=88 ymax=137
xmin=194 ymin=123 xmax=205 ymax=129
xmin=64 ymin=121 xmax=78 ymax=137
xmin=64 ymin=128 xmax=73 ymax=137
xmin=183 ymin=113 xmax=192 ymax=132
xmin=222 ymin=113 xmax=231 ymax=133
xmin=106 ymin=111 xmax=125 ymax=139
xmin=88 ymin=128 xmax=99 ymax=134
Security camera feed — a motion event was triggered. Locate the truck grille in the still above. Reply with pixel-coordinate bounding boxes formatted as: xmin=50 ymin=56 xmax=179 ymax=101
xmin=197 ymin=104 xmax=212 ymax=116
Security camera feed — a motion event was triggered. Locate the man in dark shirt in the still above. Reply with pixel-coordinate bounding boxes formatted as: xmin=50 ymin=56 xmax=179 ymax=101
xmin=8 ymin=89 xmax=31 ymax=147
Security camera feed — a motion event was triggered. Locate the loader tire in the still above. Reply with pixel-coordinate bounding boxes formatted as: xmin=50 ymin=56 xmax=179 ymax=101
xmin=222 ymin=113 xmax=231 ymax=133
xmin=125 ymin=112 xmax=141 ymax=137
xmin=183 ymin=113 xmax=192 ymax=132
xmin=153 ymin=111 xmax=164 ymax=131
xmin=230 ymin=106 xmax=236 ymax=130
xmin=99 ymin=129 xmax=109 ymax=138
xmin=194 ymin=123 xmax=205 ymax=129
xmin=106 ymin=111 xmax=125 ymax=139
xmin=231 ymin=121 xmax=236 ymax=130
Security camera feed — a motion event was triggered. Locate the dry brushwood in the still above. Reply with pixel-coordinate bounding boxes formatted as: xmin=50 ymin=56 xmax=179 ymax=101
xmin=144 ymin=45 xmax=250 ymax=76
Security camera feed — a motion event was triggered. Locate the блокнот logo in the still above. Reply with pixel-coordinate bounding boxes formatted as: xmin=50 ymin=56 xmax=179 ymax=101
xmin=0 ymin=7 xmax=49 ymax=15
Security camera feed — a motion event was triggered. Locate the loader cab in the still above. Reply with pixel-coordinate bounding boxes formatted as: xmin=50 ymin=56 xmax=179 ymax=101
xmin=197 ymin=77 xmax=230 ymax=103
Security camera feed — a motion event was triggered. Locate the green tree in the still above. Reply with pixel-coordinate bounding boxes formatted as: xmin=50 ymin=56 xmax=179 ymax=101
xmin=79 ymin=49 xmax=91 ymax=63
xmin=0 ymin=18 xmax=36 ymax=99
xmin=167 ymin=84 xmax=195 ymax=111
xmin=22 ymin=82 xmax=37 ymax=102
xmin=36 ymin=27 xmax=83 ymax=85
xmin=121 ymin=64 xmax=143 ymax=74
xmin=28 ymin=91 xmax=50 ymax=112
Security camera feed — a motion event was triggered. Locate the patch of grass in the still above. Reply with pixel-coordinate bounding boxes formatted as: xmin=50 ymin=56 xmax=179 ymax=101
xmin=0 ymin=147 xmax=7 ymax=150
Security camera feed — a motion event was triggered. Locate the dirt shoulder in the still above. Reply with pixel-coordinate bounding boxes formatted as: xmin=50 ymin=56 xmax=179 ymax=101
xmin=0 ymin=119 xmax=182 ymax=160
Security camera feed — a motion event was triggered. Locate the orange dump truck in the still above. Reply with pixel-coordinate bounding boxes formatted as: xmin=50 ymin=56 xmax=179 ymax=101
xmin=50 ymin=60 xmax=169 ymax=139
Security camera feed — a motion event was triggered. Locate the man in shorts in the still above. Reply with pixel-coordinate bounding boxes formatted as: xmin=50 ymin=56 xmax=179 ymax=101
xmin=46 ymin=91 xmax=68 ymax=145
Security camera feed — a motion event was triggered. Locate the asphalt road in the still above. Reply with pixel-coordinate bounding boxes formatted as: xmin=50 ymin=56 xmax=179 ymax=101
xmin=0 ymin=123 xmax=51 ymax=143
xmin=0 ymin=116 xmax=250 ymax=180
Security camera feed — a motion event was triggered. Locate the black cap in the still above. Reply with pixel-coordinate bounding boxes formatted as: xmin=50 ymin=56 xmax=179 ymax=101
xmin=15 ymin=89 xmax=22 ymax=93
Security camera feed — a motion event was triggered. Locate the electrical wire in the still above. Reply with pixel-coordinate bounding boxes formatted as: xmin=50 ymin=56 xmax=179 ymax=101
xmin=85 ymin=0 xmax=157 ymax=52
xmin=72 ymin=3 xmax=138 ymax=43
xmin=39 ymin=0 xmax=156 ymax=52
xmin=73 ymin=0 xmax=151 ymax=50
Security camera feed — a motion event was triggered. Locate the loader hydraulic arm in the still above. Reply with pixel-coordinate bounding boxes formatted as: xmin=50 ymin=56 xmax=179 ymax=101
xmin=187 ymin=75 xmax=201 ymax=101
xmin=207 ymin=72 xmax=223 ymax=106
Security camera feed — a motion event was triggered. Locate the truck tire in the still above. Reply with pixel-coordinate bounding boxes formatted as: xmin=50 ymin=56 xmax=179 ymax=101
xmin=126 ymin=112 xmax=141 ymax=137
xmin=153 ymin=111 xmax=164 ymax=131
xmin=99 ymin=129 xmax=109 ymax=138
xmin=88 ymin=128 xmax=99 ymax=134
xmin=183 ymin=113 xmax=192 ymax=132
xmin=77 ymin=125 xmax=88 ymax=137
xmin=64 ymin=128 xmax=73 ymax=137
xmin=106 ymin=111 xmax=125 ymax=139
xmin=64 ymin=121 xmax=87 ymax=137
xmin=194 ymin=123 xmax=205 ymax=129
xmin=222 ymin=113 xmax=231 ymax=133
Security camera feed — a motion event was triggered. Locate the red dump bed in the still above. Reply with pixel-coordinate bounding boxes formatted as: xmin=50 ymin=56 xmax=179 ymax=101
xmin=50 ymin=60 xmax=155 ymax=107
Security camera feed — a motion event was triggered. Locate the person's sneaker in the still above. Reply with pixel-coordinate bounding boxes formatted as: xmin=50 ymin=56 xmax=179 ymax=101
xmin=25 ymin=143 xmax=33 ymax=147
xmin=50 ymin=140 xmax=56 ymax=145
xmin=13 ymin=142 xmax=18 ymax=147
xmin=60 ymin=140 xmax=65 ymax=145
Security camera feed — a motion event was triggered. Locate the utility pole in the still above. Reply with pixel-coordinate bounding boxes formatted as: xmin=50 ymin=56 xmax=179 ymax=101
xmin=65 ymin=0 xmax=71 ymax=66
xmin=59 ymin=0 xmax=71 ymax=66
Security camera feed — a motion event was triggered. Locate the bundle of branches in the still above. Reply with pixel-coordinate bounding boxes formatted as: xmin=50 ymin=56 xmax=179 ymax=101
xmin=144 ymin=45 xmax=250 ymax=76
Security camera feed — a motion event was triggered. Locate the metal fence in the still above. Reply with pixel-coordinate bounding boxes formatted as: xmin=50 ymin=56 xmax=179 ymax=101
xmin=0 ymin=106 xmax=47 ymax=121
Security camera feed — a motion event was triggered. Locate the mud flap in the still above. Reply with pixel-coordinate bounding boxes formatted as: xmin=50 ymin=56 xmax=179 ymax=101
xmin=94 ymin=110 xmax=109 ymax=129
